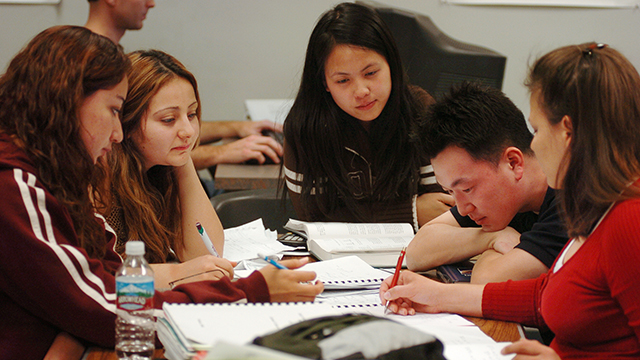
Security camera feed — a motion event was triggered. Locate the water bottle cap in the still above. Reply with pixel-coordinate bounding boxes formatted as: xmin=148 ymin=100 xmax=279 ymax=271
xmin=125 ymin=241 xmax=145 ymax=256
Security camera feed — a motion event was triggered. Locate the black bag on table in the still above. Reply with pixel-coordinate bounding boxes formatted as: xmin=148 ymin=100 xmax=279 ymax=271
xmin=253 ymin=314 xmax=446 ymax=360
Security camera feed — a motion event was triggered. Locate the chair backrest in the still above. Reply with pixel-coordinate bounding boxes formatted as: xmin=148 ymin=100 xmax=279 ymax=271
xmin=210 ymin=188 xmax=296 ymax=234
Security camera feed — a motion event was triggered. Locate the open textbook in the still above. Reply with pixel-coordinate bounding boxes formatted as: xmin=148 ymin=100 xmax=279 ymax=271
xmin=284 ymin=219 xmax=414 ymax=267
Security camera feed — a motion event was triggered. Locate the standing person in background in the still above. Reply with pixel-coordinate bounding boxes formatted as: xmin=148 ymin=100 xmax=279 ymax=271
xmin=0 ymin=25 xmax=322 ymax=359
xmin=84 ymin=0 xmax=155 ymax=44
xmin=380 ymin=42 xmax=640 ymax=358
xmin=96 ymin=49 xmax=236 ymax=290
xmin=283 ymin=2 xmax=453 ymax=230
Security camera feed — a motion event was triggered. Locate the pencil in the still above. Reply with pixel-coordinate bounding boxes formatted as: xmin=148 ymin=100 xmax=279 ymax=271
xmin=385 ymin=247 xmax=406 ymax=314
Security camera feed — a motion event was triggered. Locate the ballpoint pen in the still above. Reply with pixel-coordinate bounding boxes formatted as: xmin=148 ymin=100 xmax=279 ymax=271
xmin=196 ymin=222 xmax=220 ymax=257
xmin=258 ymin=253 xmax=289 ymax=270
xmin=385 ymin=247 xmax=406 ymax=315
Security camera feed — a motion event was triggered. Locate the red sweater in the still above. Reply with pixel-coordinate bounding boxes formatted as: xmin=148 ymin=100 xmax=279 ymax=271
xmin=0 ymin=134 xmax=270 ymax=359
xmin=483 ymin=197 xmax=640 ymax=358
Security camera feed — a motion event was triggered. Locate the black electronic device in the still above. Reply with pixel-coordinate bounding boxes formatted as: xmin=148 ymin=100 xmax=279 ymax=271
xmin=436 ymin=260 xmax=474 ymax=283
xmin=358 ymin=1 xmax=507 ymax=99
xmin=276 ymin=232 xmax=308 ymax=249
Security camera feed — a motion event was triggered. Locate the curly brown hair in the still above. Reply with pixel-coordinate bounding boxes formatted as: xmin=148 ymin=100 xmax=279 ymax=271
xmin=0 ymin=26 xmax=130 ymax=258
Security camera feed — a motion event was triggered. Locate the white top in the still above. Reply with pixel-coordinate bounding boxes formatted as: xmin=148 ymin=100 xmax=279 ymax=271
xmin=125 ymin=240 xmax=145 ymax=256
xmin=552 ymin=201 xmax=615 ymax=273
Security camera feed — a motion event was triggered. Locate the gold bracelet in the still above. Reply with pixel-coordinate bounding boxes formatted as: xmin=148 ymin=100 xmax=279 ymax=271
xmin=169 ymin=269 xmax=225 ymax=289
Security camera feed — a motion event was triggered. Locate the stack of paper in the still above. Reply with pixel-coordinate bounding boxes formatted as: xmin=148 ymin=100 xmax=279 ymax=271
xmin=223 ymin=219 xmax=295 ymax=262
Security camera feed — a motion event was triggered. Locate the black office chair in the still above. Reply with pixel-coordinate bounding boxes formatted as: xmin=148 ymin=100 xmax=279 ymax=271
xmin=210 ymin=188 xmax=297 ymax=234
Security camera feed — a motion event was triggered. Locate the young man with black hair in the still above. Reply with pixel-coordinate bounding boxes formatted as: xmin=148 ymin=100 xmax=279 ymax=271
xmin=407 ymin=82 xmax=569 ymax=284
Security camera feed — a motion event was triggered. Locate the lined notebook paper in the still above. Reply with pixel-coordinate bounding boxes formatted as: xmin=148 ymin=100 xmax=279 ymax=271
xmin=163 ymin=302 xmax=337 ymax=350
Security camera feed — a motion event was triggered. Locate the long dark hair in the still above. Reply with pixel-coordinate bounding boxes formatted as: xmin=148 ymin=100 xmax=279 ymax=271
xmin=283 ymin=2 xmax=428 ymax=220
xmin=525 ymin=43 xmax=640 ymax=237
xmin=103 ymin=50 xmax=201 ymax=263
xmin=0 ymin=26 xmax=129 ymax=258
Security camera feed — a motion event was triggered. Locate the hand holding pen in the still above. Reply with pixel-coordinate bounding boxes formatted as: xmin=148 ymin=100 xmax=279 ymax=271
xmin=384 ymin=247 xmax=406 ymax=314
xmin=256 ymin=256 xmax=325 ymax=302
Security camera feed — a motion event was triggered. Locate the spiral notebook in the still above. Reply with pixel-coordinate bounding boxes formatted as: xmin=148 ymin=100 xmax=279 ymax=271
xmin=160 ymin=300 xmax=512 ymax=360
xmin=161 ymin=302 xmax=338 ymax=353
xmin=298 ymin=255 xmax=392 ymax=290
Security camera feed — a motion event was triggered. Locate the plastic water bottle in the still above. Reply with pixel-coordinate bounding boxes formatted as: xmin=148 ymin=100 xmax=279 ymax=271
xmin=115 ymin=241 xmax=155 ymax=360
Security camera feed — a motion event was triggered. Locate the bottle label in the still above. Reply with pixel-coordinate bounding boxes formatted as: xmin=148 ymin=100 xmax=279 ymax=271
xmin=116 ymin=277 xmax=154 ymax=311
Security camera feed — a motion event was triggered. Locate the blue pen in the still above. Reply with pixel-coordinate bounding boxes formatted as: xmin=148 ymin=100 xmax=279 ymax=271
xmin=258 ymin=253 xmax=289 ymax=270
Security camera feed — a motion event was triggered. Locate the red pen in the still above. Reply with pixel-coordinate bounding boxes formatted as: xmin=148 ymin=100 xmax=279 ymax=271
xmin=385 ymin=247 xmax=406 ymax=314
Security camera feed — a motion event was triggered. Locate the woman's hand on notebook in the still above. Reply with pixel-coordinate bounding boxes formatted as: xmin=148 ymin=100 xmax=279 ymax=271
xmin=380 ymin=270 xmax=484 ymax=317
xmin=259 ymin=257 xmax=324 ymax=302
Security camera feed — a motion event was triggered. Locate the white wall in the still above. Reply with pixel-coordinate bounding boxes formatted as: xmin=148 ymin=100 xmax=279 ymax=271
xmin=1 ymin=0 xmax=639 ymax=119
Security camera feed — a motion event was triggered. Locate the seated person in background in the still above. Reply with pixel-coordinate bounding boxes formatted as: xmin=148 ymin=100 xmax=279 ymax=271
xmin=191 ymin=119 xmax=283 ymax=169
xmin=97 ymin=49 xmax=235 ymax=289
xmin=381 ymin=42 xmax=640 ymax=358
xmin=406 ymin=82 xmax=569 ymax=284
xmin=283 ymin=2 xmax=453 ymax=230
xmin=0 ymin=26 xmax=322 ymax=359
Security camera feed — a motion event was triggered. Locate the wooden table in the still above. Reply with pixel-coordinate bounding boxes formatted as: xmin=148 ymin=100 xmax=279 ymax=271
xmin=85 ymin=348 xmax=164 ymax=360
xmin=467 ymin=316 xmax=522 ymax=343
xmin=214 ymin=163 xmax=281 ymax=190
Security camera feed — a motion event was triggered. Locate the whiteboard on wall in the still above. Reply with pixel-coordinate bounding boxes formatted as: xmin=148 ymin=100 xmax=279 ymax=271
xmin=444 ymin=0 xmax=638 ymax=7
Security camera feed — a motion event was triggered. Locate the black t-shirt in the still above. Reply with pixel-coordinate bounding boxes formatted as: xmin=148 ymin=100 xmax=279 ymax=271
xmin=451 ymin=187 xmax=569 ymax=268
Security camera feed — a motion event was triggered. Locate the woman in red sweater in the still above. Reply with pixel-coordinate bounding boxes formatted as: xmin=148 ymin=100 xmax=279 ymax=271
xmin=380 ymin=43 xmax=640 ymax=359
